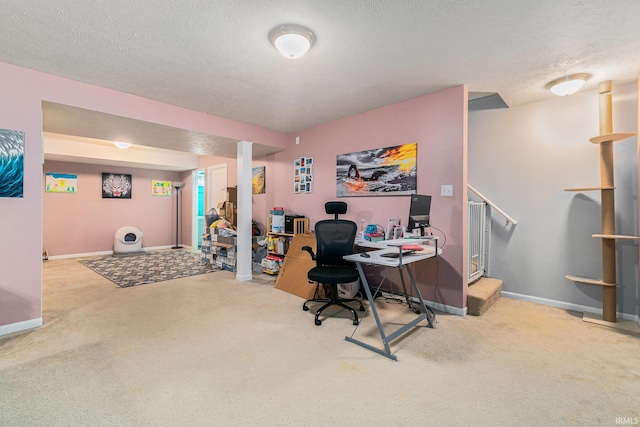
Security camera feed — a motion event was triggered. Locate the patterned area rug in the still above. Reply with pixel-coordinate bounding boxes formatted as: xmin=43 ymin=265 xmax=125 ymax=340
xmin=80 ymin=250 xmax=218 ymax=288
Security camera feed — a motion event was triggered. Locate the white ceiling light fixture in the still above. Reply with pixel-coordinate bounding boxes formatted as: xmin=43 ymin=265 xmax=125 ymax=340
xmin=269 ymin=24 xmax=315 ymax=59
xmin=546 ymin=73 xmax=591 ymax=96
xmin=113 ymin=141 xmax=131 ymax=149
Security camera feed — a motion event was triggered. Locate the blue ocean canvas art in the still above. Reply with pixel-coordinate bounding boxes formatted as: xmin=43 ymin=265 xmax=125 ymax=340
xmin=0 ymin=129 xmax=25 ymax=198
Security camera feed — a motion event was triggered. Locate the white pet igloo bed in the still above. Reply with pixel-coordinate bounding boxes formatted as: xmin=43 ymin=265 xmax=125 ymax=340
xmin=114 ymin=226 xmax=143 ymax=254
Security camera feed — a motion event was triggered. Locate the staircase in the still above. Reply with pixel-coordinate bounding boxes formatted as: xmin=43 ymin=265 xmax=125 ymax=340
xmin=467 ymin=277 xmax=503 ymax=316
xmin=466 ymin=185 xmax=515 ymax=316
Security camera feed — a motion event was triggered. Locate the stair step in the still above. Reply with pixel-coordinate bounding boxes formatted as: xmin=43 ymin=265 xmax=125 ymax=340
xmin=467 ymin=277 xmax=502 ymax=316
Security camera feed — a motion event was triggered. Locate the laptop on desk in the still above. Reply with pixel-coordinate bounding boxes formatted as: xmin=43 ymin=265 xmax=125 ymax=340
xmin=380 ymin=250 xmax=416 ymax=258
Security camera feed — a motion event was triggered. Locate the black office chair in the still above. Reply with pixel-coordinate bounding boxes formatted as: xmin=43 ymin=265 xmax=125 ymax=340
xmin=302 ymin=201 xmax=365 ymax=325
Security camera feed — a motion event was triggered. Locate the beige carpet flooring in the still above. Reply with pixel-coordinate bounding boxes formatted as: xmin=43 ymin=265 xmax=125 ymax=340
xmin=1 ymin=255 xmax=639 ymax=426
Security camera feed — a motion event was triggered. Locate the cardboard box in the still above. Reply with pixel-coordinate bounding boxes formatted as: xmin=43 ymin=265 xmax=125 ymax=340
xmin=221 ymin=262 xmax=235 ymax=272
xmin=216 ymin=247 xmax=228 ymax=257
xmin=219 ymin=202 xmax=227 ymax=217
xmin=217 ymin=235 xmax=236 ymax=246
xmin=216 ymin=201 xmax=236 ymax=227
xmin=225 ymin=187 xmax=237 ymax=203
xmin=285 ymin=232 xmax=315 ymax=258
xmin=274 ymin=232 xmax=326 ymax=300
xmin=274 ymin=258 xmax=318 ymax=300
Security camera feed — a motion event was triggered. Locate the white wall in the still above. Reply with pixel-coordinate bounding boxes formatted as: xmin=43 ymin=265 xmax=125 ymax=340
xmin=469 ymin=81 xmax=638 ymax=317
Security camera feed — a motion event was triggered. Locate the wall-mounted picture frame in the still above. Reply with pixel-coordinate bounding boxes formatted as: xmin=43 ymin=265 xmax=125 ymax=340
xmin=252 ymin=166 xmax=265 ymax=194
xmin=46 ymin=173 xmax=77 ymax=193
xmin=336 ymin=142 xmax=417 ymax=197
xmin=294 ymin=157 xmax=313 ymax=193
xmin=151 ymin=180 xmax=172 ymax=196
xmin=0 ymin=128 xmax=25 ymax=198
xmin=102 ymin=173 xmax=132 ymax=199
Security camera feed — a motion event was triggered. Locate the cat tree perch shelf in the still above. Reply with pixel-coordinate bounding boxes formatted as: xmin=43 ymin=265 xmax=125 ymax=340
xmin=565 ymin=275 xmax=614 ymax=287
xmin=564 ymin=187 xmax=615 ymax=191
xmin=589 ymin=132 xmax=636 ymax=144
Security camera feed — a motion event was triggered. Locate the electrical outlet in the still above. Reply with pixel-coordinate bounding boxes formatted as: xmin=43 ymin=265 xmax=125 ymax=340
xmin=441 ymin=184 xmax=453 ymax=197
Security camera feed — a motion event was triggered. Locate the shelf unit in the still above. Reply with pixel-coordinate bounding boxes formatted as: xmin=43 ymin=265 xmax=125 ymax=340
xmin=263 ymin=215 xmax=309 ymax=274
xmin=564 ymin=81 xmax=637 ymax=323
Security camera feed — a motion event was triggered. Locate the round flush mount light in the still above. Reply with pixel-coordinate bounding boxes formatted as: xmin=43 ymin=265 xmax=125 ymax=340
xmin=269 ymin=24 xmax=315 ymax=59
xmin=113 ymin=141 xmax=131 ymax=149
xmin=546 ymin=73 xmax=591 ymax=96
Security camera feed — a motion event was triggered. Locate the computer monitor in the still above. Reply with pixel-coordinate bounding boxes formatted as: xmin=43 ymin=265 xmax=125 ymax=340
xmin=407 ymin=194 xmax=432 ymax=236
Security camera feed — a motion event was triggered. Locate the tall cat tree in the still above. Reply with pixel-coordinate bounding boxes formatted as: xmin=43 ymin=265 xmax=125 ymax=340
xmin=565 ymin=80 xmax=637 ymax=324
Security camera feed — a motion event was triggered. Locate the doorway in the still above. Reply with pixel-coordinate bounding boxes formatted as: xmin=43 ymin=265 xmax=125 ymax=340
xmin=192 ymin=169 xmax=205 ymax=249
xmin=192 ymin=164 xmax=227 ymax=249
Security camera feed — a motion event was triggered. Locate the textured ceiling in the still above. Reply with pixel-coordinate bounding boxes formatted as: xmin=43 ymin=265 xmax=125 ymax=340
xmin=42 ymin=102 xmax=282 ymax=159
xmin=2 ymin=1 xmax=640 ymax=157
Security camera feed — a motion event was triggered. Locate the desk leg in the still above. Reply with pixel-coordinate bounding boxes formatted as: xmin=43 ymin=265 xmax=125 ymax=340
xmin=344 ymin=262 xmax=397 ymax=361
xmin=397 ymin=266 xmax=420 ymax=314
xmin=406 ymin=266 xmax=434 ymax=329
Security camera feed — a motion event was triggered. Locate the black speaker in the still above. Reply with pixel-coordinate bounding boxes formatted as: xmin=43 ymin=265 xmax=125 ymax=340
xmin=285 ymin=215 xmax=305 ymax=234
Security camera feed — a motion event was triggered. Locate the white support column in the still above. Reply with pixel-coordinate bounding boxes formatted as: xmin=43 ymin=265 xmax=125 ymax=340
xmin=236 ymin=140 xmax=253 ymax=281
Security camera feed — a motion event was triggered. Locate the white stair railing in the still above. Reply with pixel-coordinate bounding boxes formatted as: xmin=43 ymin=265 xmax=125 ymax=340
xmin=467 ymin=184 xmax=517 ymax=225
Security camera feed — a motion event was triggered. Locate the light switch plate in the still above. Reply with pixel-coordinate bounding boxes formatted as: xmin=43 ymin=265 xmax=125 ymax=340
xmin=441 ymin=184 xmax=453 ymax=197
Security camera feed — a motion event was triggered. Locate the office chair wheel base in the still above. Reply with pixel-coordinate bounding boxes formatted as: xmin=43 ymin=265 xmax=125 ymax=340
xmin=353 ymin=319 xmax=359 ymax=325
xmin=315 ymin=319 xmax=322 ymax=326
xmin=303 ymin=305 xmax=310 ymax=311
xmin=359 ymin=306 xmax=365 ymax=312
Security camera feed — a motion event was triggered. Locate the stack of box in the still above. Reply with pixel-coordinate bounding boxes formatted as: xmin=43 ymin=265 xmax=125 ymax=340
xmin=213 ymin=228 xmax=237 ymax=272
xmin=200 ymin=234 xmax=214 ymax=264
xmin=261 ymin=254 xmax=283 ymax=275
xmin=215 ymin=244 xmax=236 ymax=271
xmin=217 ymin=187 xmax=237 ymax=227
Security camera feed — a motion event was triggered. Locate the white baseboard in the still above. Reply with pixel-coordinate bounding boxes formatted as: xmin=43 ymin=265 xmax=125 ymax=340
xmin=49 ymin=250 xmax=112 ymax=260
xmin=0 ymin=318 xmax=42 ymax=337
xmin=47 ymin=245 xmax=179 ymax=260
xmin=502 ymin=291 xmax=639 ymax=323
xmin=405 ymin=295 xmax=466 ymax=316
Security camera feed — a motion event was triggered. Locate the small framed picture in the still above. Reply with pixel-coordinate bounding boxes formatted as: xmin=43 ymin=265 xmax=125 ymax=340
xmin=102 ymin=173 xmax=132 ymax=199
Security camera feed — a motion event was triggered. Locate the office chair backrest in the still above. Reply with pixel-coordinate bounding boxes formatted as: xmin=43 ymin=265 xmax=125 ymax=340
xmin=314 ymin=201 xmax=356 ymax=266
xmin=314 ymin=220 xmax=357 ymax=266
xmin=325 ymin=201 xmax=348 ymax=219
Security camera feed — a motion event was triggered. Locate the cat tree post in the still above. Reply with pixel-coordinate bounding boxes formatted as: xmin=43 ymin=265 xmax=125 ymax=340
xmin=597 ymin=81 xmax=616 ymax=322
xmin=565 ymin=80 xmax=637 ymax=324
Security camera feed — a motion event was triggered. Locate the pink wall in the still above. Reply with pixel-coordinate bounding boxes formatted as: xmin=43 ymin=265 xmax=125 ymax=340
xmin=196 ymin=155 xmax=273 ymax=235
xmin=43 ymin=161 xmax=183 ymax=255
xmin=0 ymin=59 xmax=467 ymax=333
xmin=269 ymin=86 xmax=468 ymax=308
xmin=0 ymin=68 xmax=44 ymax=327
xmin=0 ymin=62 xmax=287 ymax=331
